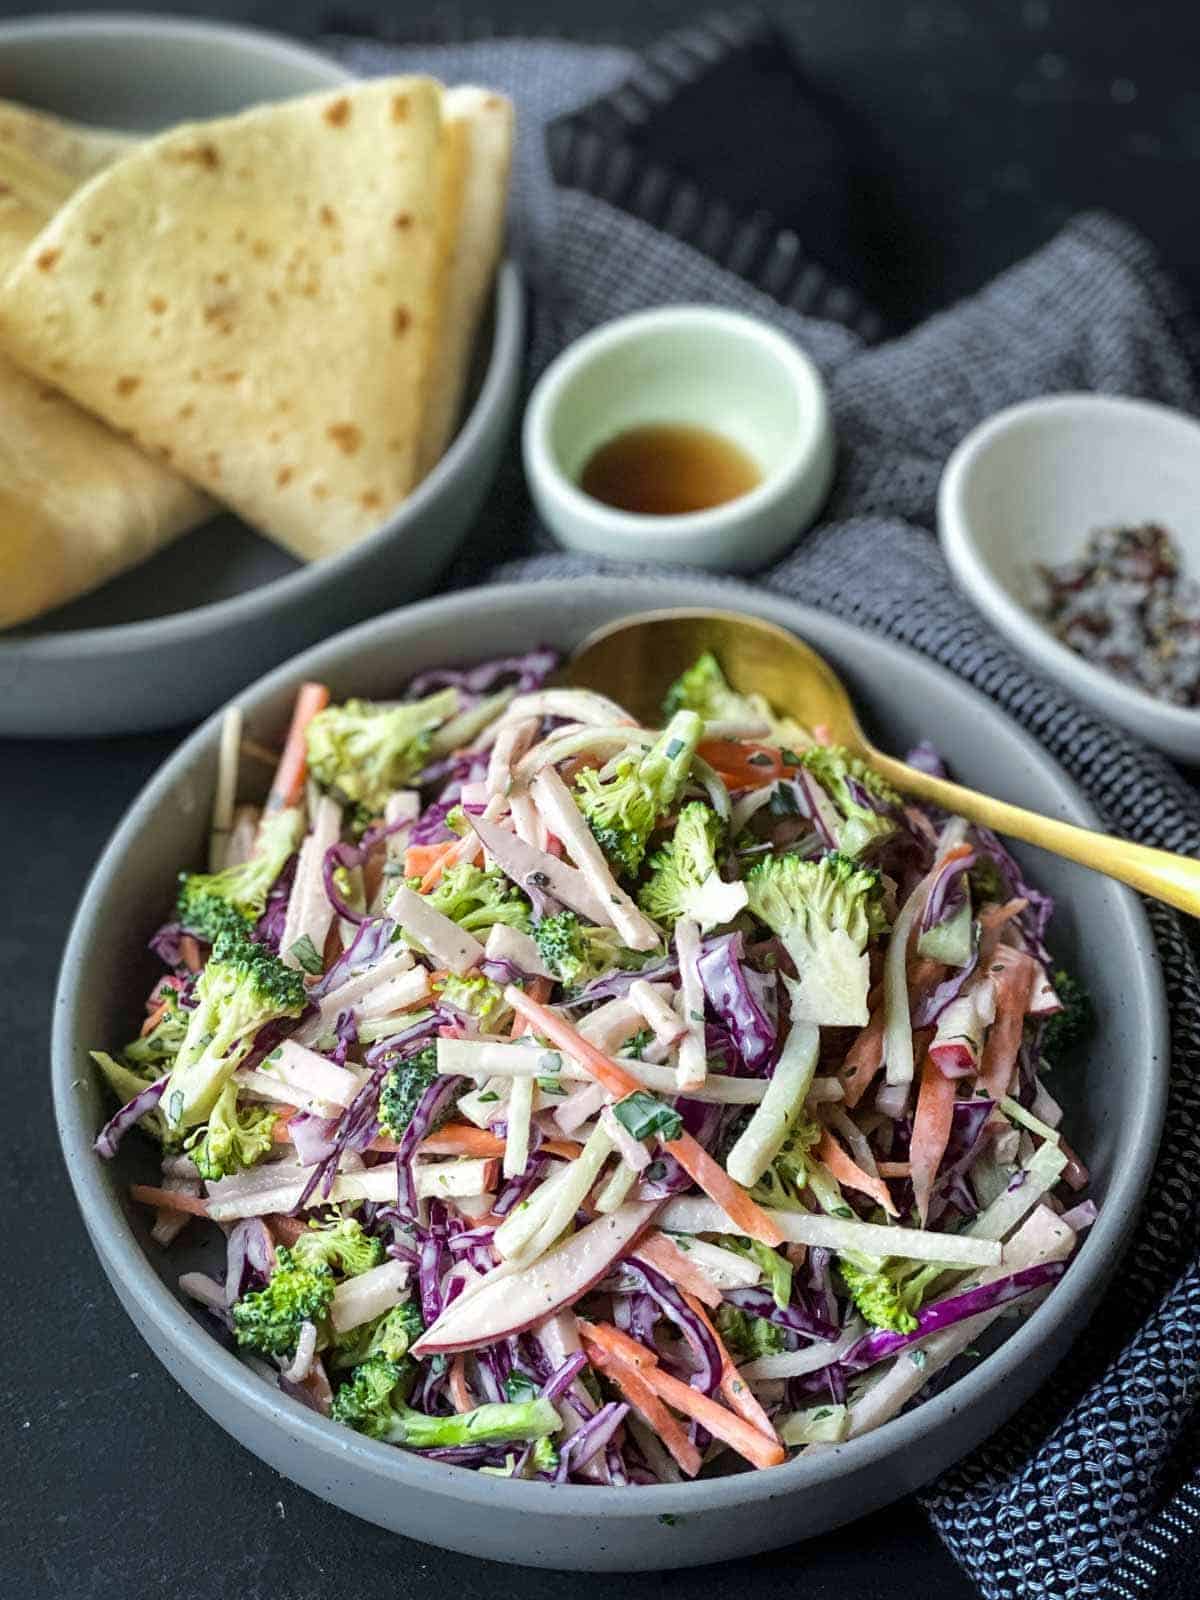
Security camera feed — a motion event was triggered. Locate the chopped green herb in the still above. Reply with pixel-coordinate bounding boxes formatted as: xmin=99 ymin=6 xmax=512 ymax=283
xmin=612 ymin=1090 xmax=684 ymax=1143
xmin=288 ymin=933 xmax=324 ymax=975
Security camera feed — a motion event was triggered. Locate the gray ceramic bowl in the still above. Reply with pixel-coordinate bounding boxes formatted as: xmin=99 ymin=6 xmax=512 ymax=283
xmin=0 ymin=15 xmax=523 ymax=738
xmin=53 ymin=577 xmax=1167 ymax=1570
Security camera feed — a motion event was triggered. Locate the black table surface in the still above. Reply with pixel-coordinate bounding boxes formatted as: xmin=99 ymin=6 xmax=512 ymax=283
xmin=8 ymin=3 xmax=1199 ymax=1597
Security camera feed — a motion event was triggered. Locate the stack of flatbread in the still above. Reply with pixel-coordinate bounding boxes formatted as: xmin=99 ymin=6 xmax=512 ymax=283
xmin=0 ymin=78 xmax=512 ymax=629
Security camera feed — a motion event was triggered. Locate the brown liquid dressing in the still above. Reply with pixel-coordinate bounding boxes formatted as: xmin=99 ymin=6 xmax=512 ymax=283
xmin=578 ymin=423 xmax=762 ymax=516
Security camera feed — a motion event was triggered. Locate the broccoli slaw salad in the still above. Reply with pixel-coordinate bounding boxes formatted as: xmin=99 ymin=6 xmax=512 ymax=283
xmin=92 ymin=646 xmax=1096 ymax=1483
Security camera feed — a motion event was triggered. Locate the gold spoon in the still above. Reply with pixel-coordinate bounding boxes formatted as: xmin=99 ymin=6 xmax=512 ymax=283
xmin=564 ymin=607 xmax=1200 ymax=918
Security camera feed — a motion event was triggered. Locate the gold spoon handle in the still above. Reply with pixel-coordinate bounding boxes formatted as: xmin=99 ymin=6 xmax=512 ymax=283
xmin=870 ymin=751 xmax=1200 ymax=918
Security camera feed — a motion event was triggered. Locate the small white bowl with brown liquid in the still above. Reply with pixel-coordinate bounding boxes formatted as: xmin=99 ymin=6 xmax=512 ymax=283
xmin=523 ymin=305 xmax=835 ymax=570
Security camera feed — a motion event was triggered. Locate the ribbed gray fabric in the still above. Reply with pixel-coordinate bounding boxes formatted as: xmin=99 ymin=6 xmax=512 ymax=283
xmin=336 ymin=33 xmax=1200 ymax=1600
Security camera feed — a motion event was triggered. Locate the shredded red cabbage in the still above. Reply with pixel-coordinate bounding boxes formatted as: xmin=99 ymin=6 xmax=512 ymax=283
xmin=94 ymin=1073 xmax=168 ymax=1159
xmin=696 ymin=932 xmax=776 ymax=1073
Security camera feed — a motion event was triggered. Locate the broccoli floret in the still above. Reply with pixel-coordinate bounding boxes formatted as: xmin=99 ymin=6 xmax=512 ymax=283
xmin=162 ymin=927 xmax=306 ymax=1131
xmin=663 ymin=651 xmax=811 ymax=752
xmin=292 ymin=1215 xmax=385 ymax=1278
xmin=231 ymin=1246 xmax=335 ymax=1359
xmin=716 ymin=1236 xmax=793 ymax=1308
xmin=573 ymin=710 xmax=703 ymax=877
xmin=330 ymin=1354 xmax=413 ymax=1436
xmin=184 ymin=1078 xmax=277 ymax=1181
xmin=749 ymin=1117 xmax=846 ymax=1214
xmin=714 ymin=1302 xmax=788 ymax=1363
xmin=331 ymin=1355 xmax=560 ymax=1449
xmin=424 ymin=863 xmax=532 ymax=935
xmin=123 ymin=987 xmax=190 ymax=1073
xmin=331 ymin=1298 xmax=423 ymax=1370
xmin=837 ymin=1254 xmax=920 ymax=1334
xmin=745 ymin=851 xmax=887 ymax=1027
xmin=637 ymin=801 xmax=747 ymax=932
xmin=377 ymin=1044 xmax=439 ymax=1141
xmin=968 ymin=856 xmax=1007 ymax=905
xmin=305 ymin=690 xmax=459 ymax=827
xmin=619 ymin=1027 xmax=655 ymax=1060
xmin=177 ymin=807 xmax=305 ymax=943
xmin=798 ymin=747 xmax=901 ymax=857
xmin=1040 ymin=969 xmax=1094 ymax=1070
xmin=434 ymin=971 xmax=509 ymax=1027
xmin=533 ymin=910 xmax=642 ymax=991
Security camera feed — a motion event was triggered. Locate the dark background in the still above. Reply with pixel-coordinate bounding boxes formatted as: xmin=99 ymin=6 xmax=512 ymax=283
xmin=7 ymin=3 xmax=1200 ymax=1598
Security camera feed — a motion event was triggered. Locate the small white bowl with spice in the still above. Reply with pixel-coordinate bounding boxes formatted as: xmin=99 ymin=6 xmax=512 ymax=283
xmin=939 ymin=392 xmax=1200 ymax=763
xmin=523 ymin=305 xmax=835 ymax=572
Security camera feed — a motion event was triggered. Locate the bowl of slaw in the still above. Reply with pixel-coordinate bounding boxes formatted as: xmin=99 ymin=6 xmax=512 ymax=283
xmin=52 ymin=575 xmax=1167 ymax=1569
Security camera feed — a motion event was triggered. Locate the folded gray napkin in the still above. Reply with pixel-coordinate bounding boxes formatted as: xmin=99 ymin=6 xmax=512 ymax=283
xmin=336 ymin=28 xmax=1200 ymax=1600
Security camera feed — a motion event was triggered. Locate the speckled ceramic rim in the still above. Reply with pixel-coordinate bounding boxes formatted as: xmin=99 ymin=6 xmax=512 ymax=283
xmin=939 ymin=392 xmax=1200 ymax=742
xmin=53 ymin=577 xmax=1167 ymax=1523
xmin=0 ymin=13 xmax=524 ymax=665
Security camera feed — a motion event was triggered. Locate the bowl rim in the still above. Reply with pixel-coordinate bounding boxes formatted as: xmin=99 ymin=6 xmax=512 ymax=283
xmin=523 ymin=304 xmax=832 ymax=542
xmin=52 ymin=575 xmax=1168 ymax=1518
xmin=939 ymin=390 xmax=1200 ymax=736
xmin=0 ymin=15 xmax=524 ymax=662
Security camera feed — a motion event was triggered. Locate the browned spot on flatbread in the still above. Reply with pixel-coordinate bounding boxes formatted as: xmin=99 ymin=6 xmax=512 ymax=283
xmin=277 ymin=399 xmax=291 ymax=413
xmin=149 ymin=296 xmax=167 ymax=314
xmin=393 ymin=212 xmax=412 ymax=230
xmin=267 ymin=430 xmax=281 ymax=445
xmin=391 ymin=94 xmax=409 ymax=122
xmin=36 ymin=248 xmax=60 ymax=272
xmin=312 ymin=482 xmax=330 ymax=500
xmin=251 ymin=239 xmax=270 ymax=260
xmin=90 ymin=289 xmax=106 ymax=307
xmin=327 ymin=423 xmax=362 ymax=456
xmin=387 ymin=437 xmax=403 ymax=452
xmin=324 ymin=97 xmax=351 ymax=127
xmin=360 ymin=489 xmax=382 ymax=510
xmin=219 ymin=370 xmax=242 ymax=384
xmin=392 ymin=306 xmax=411 ymax=337
xmin=213 ymin=271 xmax=229 ymax=287
xmin=87 ymin=230 xmax=104 ymax=247
xmin=276 ymin=466 xmax=293 ymax=487
xmin=318 ymin=205 xmax=337 ymax=227
xmin=206 ymin=450 xmax=221 ymax=479
xmin=170 ymin=141 xmax=220 ymax=169
xmin=157 ymin=445 xmax=173 ymax=462
xmin=484 ymin=95 xmax=504 ymax=110
xmin=178 ymin=403 xmax=195 ymax=420
xmin=115 ymin=375 xmax=140 ymax=397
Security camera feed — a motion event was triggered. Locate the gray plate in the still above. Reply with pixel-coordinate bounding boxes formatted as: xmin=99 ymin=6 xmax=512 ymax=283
xmin=0 ymin=16 xmax=524 ymax=737
xmin=52 ymin=577 xmax=1168 ymax=1570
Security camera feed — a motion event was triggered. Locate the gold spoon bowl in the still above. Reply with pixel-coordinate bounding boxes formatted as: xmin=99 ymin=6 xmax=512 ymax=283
xmin=565 ymin=607 xmax=1200 ymax=918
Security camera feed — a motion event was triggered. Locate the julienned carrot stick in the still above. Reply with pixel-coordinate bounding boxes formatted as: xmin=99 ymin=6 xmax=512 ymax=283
xmin=682 ymin=1292 xmax=780 ymax=1442
xmin=448 ymin=1355 xmax=474 ymax=1414
xmin=910 ymin=1054 xmax=959 ymax=1226
xmin=418 ymin=1124 xmax=505 ymax=1158
xmin=815 ymin=1128 xmax=898 ymax=1218
xmin=179 ymin=934 xmax=204 ymax=974
xmin=633 ymin=1357 xmax=785 ymax=1470
xmin=419 ymin=841 xmax=462 ymax=892
xmin=634 ymin=1231 xmax=723 ymax=1308
xmin=504 ymin=985 xmax=643 ymax=1100
xmin=978 ymin=951 xmax=1037 ymax=1101
xmin=265 ymin=1213 xmax=307 ymax=1247
xmin=130 ymin=1185 xmax=210 ymax=1218
xmin=266 ymin=681 xmax=329 ymax=814
xmin=663 ymin=1131 xmax=784 ymax=1247
xmin=504 ymin=985 xmax=783 ymax=1246
xmin=579 ymin=1320 xmax=784 ymax=1470
xmin=404 ymin=842 xmax=454 ymax=881
xmin=511 ymin=978 xmax=553 ymax=1038
xmin=578 ymin=1328 xmax=702 ymax=1477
